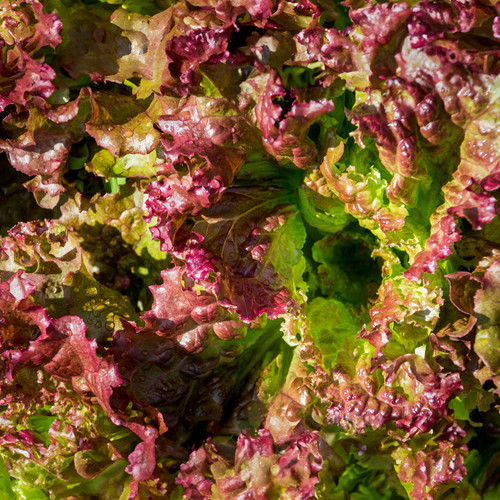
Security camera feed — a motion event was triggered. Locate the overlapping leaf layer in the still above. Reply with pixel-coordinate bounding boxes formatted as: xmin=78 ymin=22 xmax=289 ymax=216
xmin=1 ymin=0 xmax=499 ymax=498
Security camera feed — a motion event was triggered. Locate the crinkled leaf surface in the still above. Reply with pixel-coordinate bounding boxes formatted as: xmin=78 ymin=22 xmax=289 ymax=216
xmin=1 ymin=0 xmax=500 ymax=498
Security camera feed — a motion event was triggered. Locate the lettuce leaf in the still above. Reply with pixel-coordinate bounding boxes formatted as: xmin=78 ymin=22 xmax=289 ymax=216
xmin=1 ymin=0 xmax=500 ymax=498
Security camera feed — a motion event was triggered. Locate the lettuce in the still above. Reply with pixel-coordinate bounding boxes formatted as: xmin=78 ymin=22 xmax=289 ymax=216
xmin=1 ymin=0 xmax=499 ymax=498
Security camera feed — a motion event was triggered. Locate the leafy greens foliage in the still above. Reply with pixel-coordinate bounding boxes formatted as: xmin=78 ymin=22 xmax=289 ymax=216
xmin=1 ymin=0 xmax=500 ymax=498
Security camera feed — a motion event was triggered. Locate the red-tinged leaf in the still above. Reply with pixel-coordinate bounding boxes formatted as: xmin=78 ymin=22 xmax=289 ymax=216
xmin=110 ymin=319 xmax=249 ymax=440
xmin=0 ymin=59 xmax=56 ymax=111
xmin=86 ymin=91 xmax=160 ymax=157
xmin=176 ymin=442 xmax=221 ymax=500
xmin=27 ymin=2 xmax=63 ymax=48
xmin=142 ymin=265 xmax=244 ymax=352
xmin=147 ymin=180 xmax=306 ymax=322
xmin=72 ymin=328 xmax=158 ymax=484
xmin=144 ymin=95 xmax=258 ymax=250
xmin=176 ymin=429 xmax=322 ymax=500
xmin=396 ymin=442 xmax=468 ymax=500
xmin=0 ymin=1 xmax=62 ymax=111
xmin=24 ymin=175 xmax=65 ymax=210
xmin=261 ymin=352 xmax=312 ymax=445
xmin=430 ymin=314 xmax=476 ymax=370
xmin=4 ymin=130 xmax=71 ymax=177
xmin=349 ymin=3 xmax=411 ymax=59
xmin=164 ymin=27 xmax=232 ymax=93
xmin=125 ymin=433 xmax=157 ymax=482
xmin=110 ymin=2 xmax=239 ymax=96
xmin=0 ymin=271 xmax=47 ymax=352
xmin=156 ymin=95 xmax=258 ymax=169
xmin=23 ymin=314 xmax=158 ymax=482
xmin=0 ymin=220 xmax=83 ymax=319
xmin=474 ymin=259 xmax=500 ymax=375
xmin=308 ymin=346 xmax=463 ymax=440
xmin=446 ymin=271 xmax=482 ymax=316
xmin=1 ymin=89 xmax=91 ymax=208
xmin=254 ymin=74 xmax=284 ymax=139
xmin=405 ymin=213 xmax=461 ymax=281
xmin=296 ymin=27 xmax=359 ymax=83
xmin=145 ymin=169 xmax=214 ymax=253
xmin=360 ymin=275 xmax=443 ymax=350
xmin=190 ymin=186 xmax=306 ymax=321
xmin=273 ymin=432 xmax=323 ymax=499
xmin=254 ymin=74 xmax=334 ymax=168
